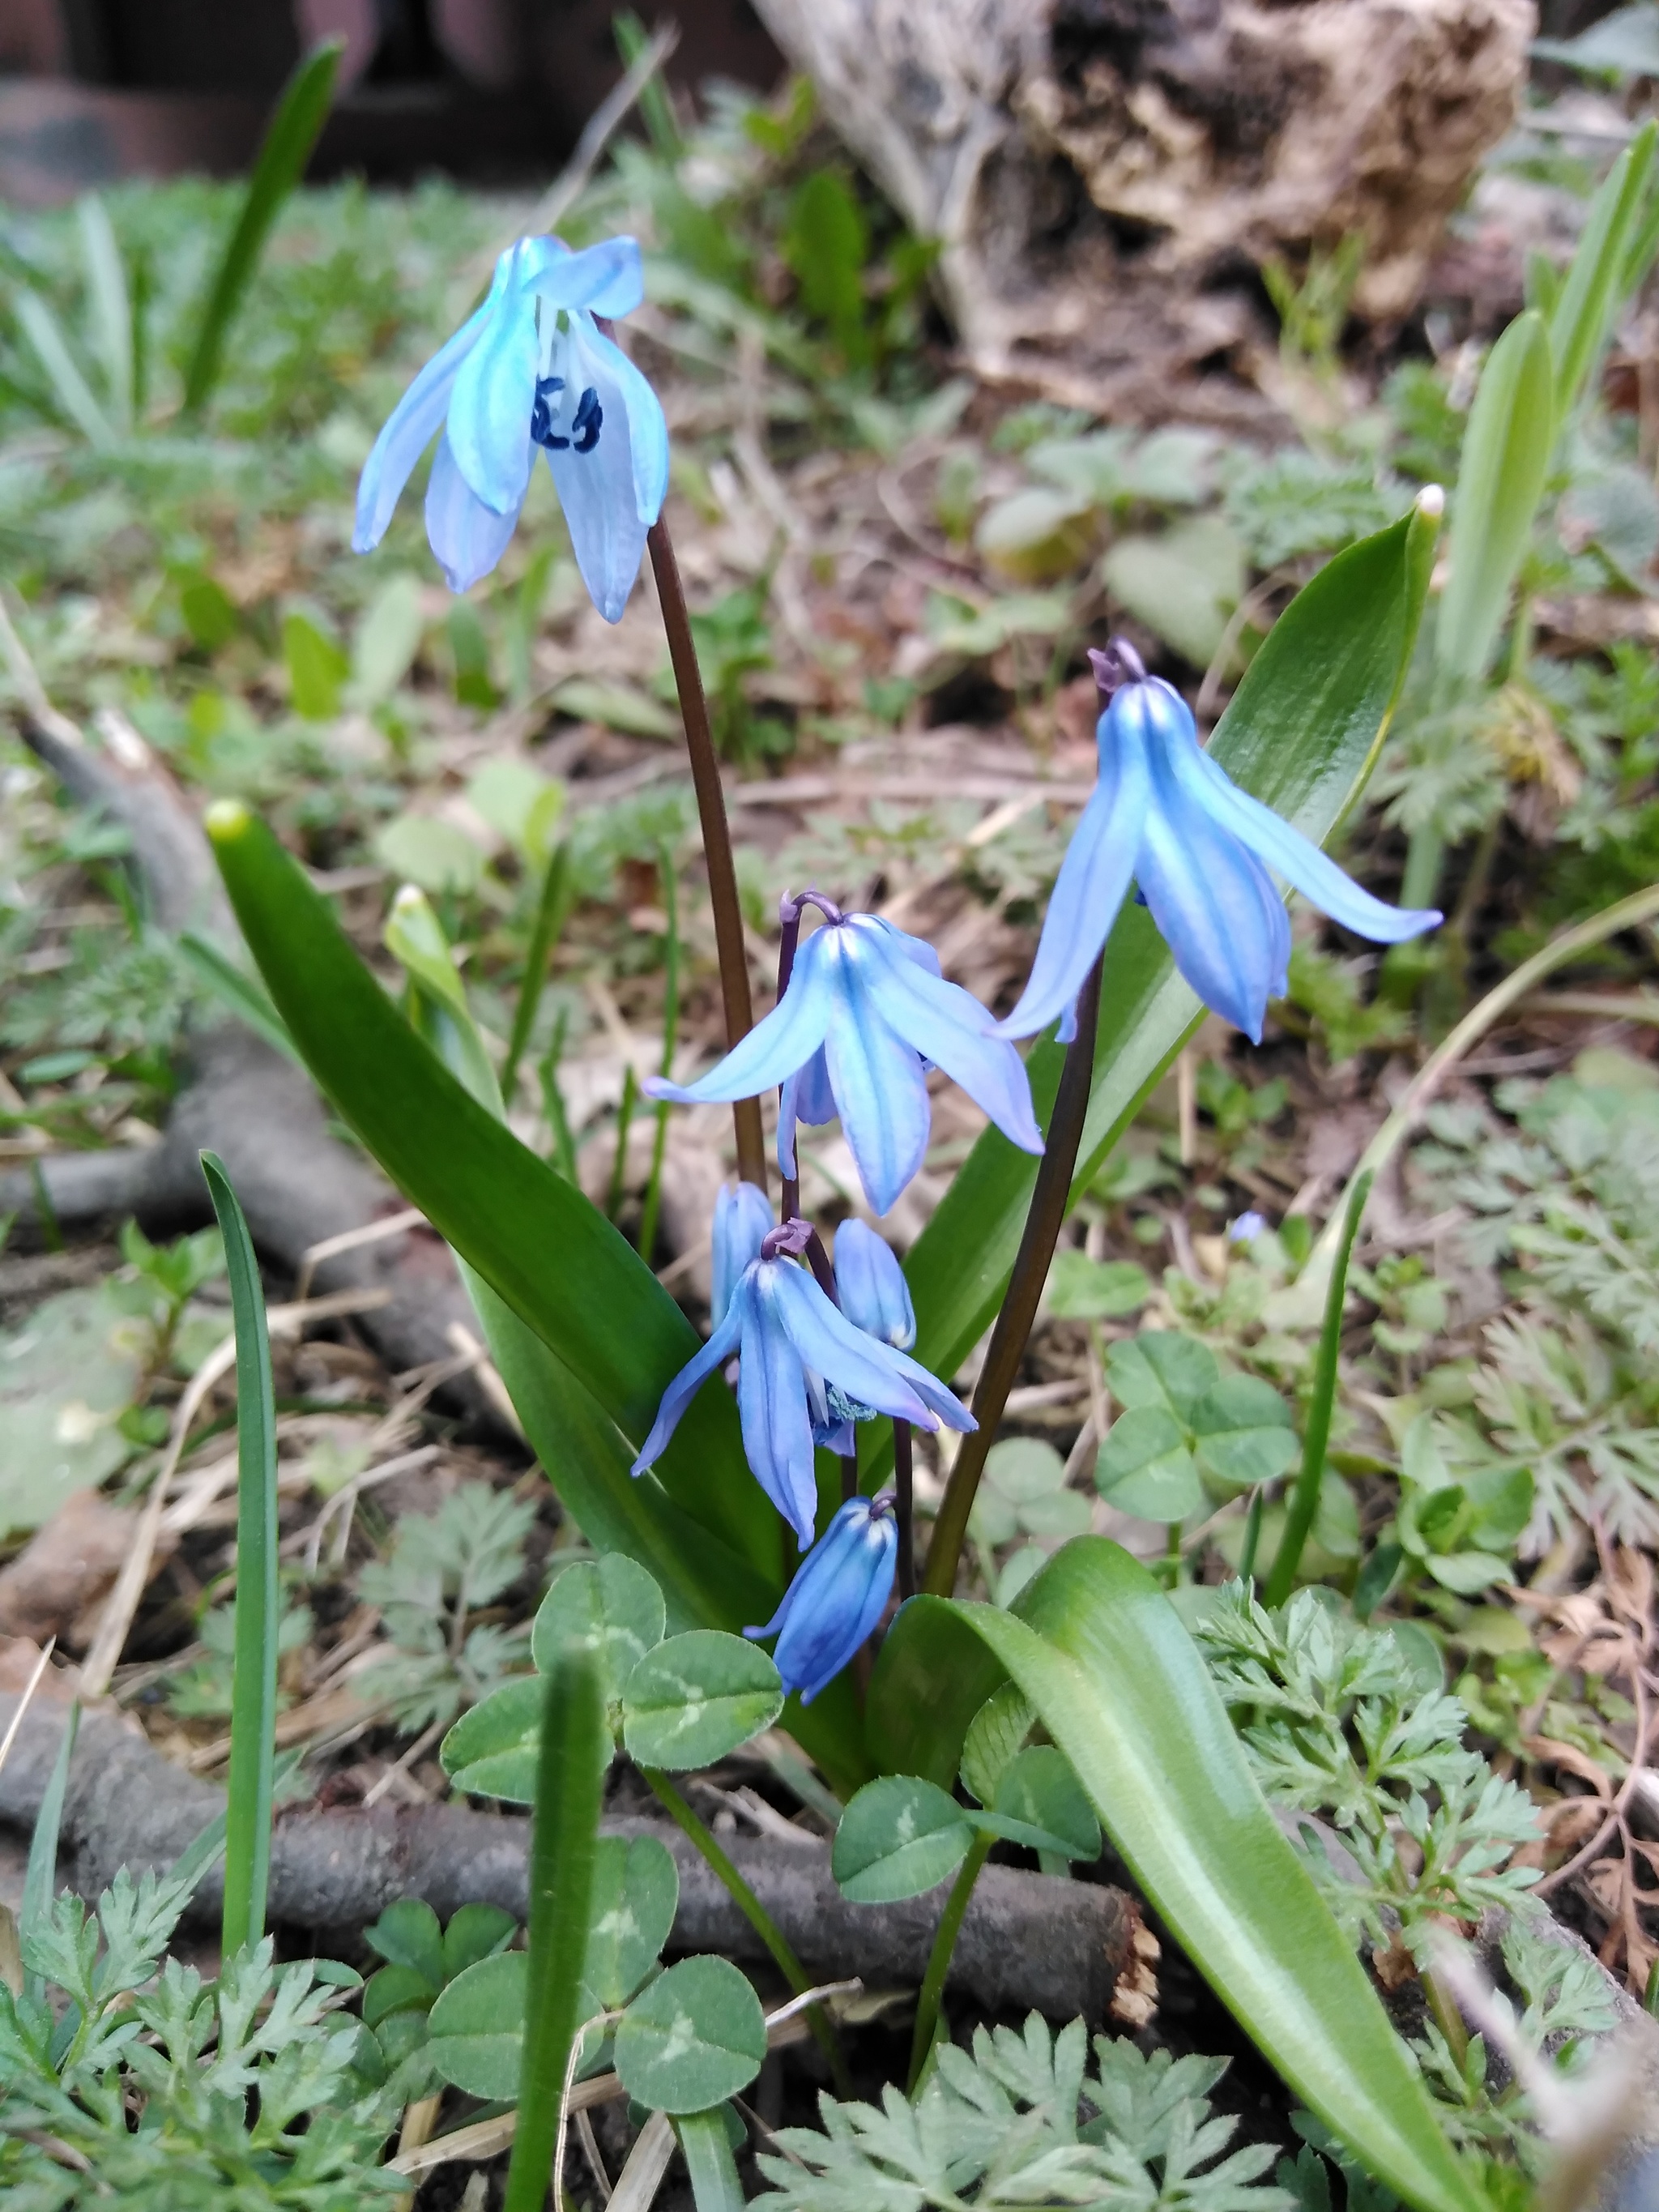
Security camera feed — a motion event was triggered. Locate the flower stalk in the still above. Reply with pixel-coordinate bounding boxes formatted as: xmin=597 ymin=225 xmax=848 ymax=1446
xmin=922 ymin=954 xmax=1104 ymax=1598
xmin=647 ymin=517 xmax=766 ymax=1190
xmin=907 ymin=1831 xmax=992 ymax=2093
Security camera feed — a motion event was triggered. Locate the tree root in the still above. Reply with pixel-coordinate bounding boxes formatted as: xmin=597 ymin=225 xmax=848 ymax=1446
xmin=3 ymin=707 xmax=493 ymax=1417
xmin=0 ymin=1693 xmax=1153 ymax=2025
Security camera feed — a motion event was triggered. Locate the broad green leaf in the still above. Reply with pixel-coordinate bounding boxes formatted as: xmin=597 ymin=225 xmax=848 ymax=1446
xmin=1191 ymin=1375 xmax=1299 ymax=1492
xmin=613 ymin=1956 xmax=767 ymax=2113
xmin=1102 ymin=515 xmax=1246 ymax=668
xmin=533 ymin=1555 xmax=667 ymax=1700
xmin=177 ymin=571 xmax=240 ymax=651
xmin=1107 ymin=1333 xmax=1218 ymax=1420
xmin=364 ymin=1898 xmax=446 ymax=1989
xmin=582 ymin=1834 xmax=679 ymax=2009
xmin=872 ymin=498 xmax=1439 ymax=1488
xmin=983 ymin=1744 xmax=1100 ymax=1861
xmin=868 ymin=1541 xmax=1485 ymax=2212
xmin=1094 ymin=1406 xmax=1203 ymax=1522
xmin=983 ymin=1437 xmax=1067 ymax=1502
xmin=283 ymin=611 xmax=348 ymax=720
xmin=441 ymin=1678 xmax=547 ymax=1804
xmin=362 ymin=1962 xmax=435 ymax=2027
xmin=444 ymin=1902 xmax=518 ymax=1979
xmin=959 ymin=1682 xmax=1034 ymax=1808
xmin=1046 ymin=1251 xmax=1151 ymax=1319
xmin=621 ymin=1630 xmax=783 ymax=1769
xmin=373 ymin=812 xmax=482 ymax=895
xmin=0 ymin=1280 xmax=143 ymax=1536
xmin=427 ymin=1951 xmax=527 ymax=2099
xmin=350 ymin=573 xmax=424 ymax=705
xmin=1435 ymin=311 xmax=1554 ymax=683
xmin=1547 ymin=121 xmax=1657 ymax=425
xmin=830 ymin=1774 xmax=972 ymax=1902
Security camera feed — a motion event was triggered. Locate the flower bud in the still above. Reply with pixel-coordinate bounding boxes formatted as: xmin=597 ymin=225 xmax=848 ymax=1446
xmin=833 ymin=1219 xmax=916 ymax=1348
xmin=744 ymin=1494 xmax=898 ymax=1703
xmin=711 ymin=1180 xmax=774 ymax=1321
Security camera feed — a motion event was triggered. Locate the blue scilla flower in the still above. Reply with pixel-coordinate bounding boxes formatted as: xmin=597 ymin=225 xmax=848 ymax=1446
xmin=997 ymin=642 xmax=1441 ymax=1047
xmin=353 ymin=233 xmax=668 ymax=617
xmin=633 ymin=1219 xmax=974 ymax=1544
xmin=833 ymin=1219 xmax=915 ymax=1348
xmin=645 ymin=898 xmax=1043 ymax=1215
xmin=712 ymin=1179 xmax=774 ymax=1321
xmin=745 ymin=1492 xmax=898 ymax=1703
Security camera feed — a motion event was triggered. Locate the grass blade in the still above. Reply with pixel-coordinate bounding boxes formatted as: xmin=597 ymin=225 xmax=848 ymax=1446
xmin=76 ymin=194 xmax=131 ymax=433
xmin=1548 ymin=120 xmax=1657 ymax=427
xmin=502 ymin=842 xmax=572 ymax=1108
xmin=201 ymin=1149 xmax=279 ymax=1956
xmin=675 ymin=2108 xmax=746 ymax=2211
xmin=13 ymin=291 xmax=113 ymax=448
xmin=502 ymin=1647 xmax=607 ymax=2212
xmin=1434 ymin=310 xmax=1554 ymax=685
xmin=181 ymin=40 xmax=343 ymax=415
xmin=1264 ymin=1169 xmax=1372 ymax=1606
xmin=21 ymin=1699 xmax=79 ymax=1995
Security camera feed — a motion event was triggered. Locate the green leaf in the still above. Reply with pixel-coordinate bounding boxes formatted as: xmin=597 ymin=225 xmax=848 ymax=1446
xmin=1547 ymin=121 xmax=1657 ymax=425
xmin=614 ymin=1956 xmax=768 ymax=2113
xmin=181 ymin=39 xmax=343 ymax=413
xmin=13 ymin=288 xmax=113 ymax=447
xmin=1435 ymin=311 xmax=1554 ymax=683
xmin=868 ymin=1541 xmax=1486 ymax=2212
xmin=177 ymin=570 xmax=240 ymax=651
xmin=985 ymin=1744 xmax=1100 ymax=1861
xmin=582 ymin=1834 xmax=679 ymax=2009
xmin=362 ymin=1962 xmax=436 ymax=2027
xmin=1191 ymin=1376 xmax=1299 ymax=1492
xmin=76 ymin=194 xmax=132 ymax=432
xmin=1094 ymin=1406 xmax=1204 ymax=1522
xmin=179 ymin=931 xmax=297 ymax=1064
xmin=676 ymin=2106 xmax=748 ymax=2212
xmin=427 ymin=1950 xmax=527 ymax=2098
xmin=782 ymin=169 xmax=868 ymax=365
xmin=532 ymin=1555 xmax=666 ymax=1702
xmin=441 ymin=1677 xmax=546 ymax=1803
xmin=621 ymin=1630 xmax=784 ymax=1770
xmin=444 ymin=1901 xmax=518 ymax=1979
xmin=1108 ymin=1333 xmax=1218 ymax=1420
xmin=872 ymin=498 xmax=1439 ymax=1485
xmin=1046 ymin=1250 xmax=1152 ymax=1319
xmin=830 ymin=1774 xmax=973 ymax=1902
xmin=351 ymin=573 xmax=424 ymax=706
xmin=1102 ymin=515 xmax=1246 ymax=668
xmin=282 ymin=611 xmax=348 ymax=720
xmin=959 ymin=1682 xmax=1034 ymax=1807
xmin=364 ymin=1897 xmax=446 ymax=1989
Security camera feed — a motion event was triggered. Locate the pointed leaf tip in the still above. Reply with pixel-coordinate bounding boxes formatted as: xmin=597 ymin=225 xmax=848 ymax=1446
xmin=204 ymin=799 xmax=252 ymax=841
xmin=1416 ymin=484 xmax=1445 ymax=521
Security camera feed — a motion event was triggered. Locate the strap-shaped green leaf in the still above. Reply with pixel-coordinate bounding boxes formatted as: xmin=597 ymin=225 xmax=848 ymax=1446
xmin=876 ymin=496 xmax=1439 ymax=1436
xmin=1435 ymin=311 xmax=1554 ymax=685
xmin=868 ymin=1540 xmax=1483 ymax=2212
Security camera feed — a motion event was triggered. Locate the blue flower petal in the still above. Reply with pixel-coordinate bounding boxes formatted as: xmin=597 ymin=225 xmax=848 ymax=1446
xmin=748 ymin=1497 xmax=898 ymax=1703
xmin=647 ymin=926 xmax=837 ymax=1108
xmin=712 ymin=1181 xmax=774 ymax=1322
xmin=519 ymin=233 xmax=646 ymax=318
xmin=996 ymin=704 xmax=1152 ymax=1038
xmin=424 ymin=433 xmax=527 ymax=592
xmin=778 ymin=1044 xmax=835 ymax=1183
xmin=1136 ymin=743 xmax=1288 ymax=1042
xmin=850 ymin=919 xmax=1043 ymax=1159
xmin=1183 ymin=742 xmax=1441 ymax=943
xmin=446 ymin=255 xmax=539 ymax=516
xmin=767 ymin=1263 xmax=939 ymax=1427
xmin=819 ymin=950 xmax=932 ymax=1217
xmin=834 ymin=1219 xmax=915 ymax=1348
xmin=543 ymin=318 xmax=668 ymax=623
xmin=353 ymin=294 xmax=495 ymax=552
xmin=629 ymin=1295 xmax=744 ymax=1477
xmin=739 ymin=1272 xmax=821 ymax=1544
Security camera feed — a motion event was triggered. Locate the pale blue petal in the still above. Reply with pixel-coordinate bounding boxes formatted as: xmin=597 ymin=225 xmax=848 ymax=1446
xmin=712 ymin=1181 xmax=774 ymax=1321
xmin=424 ymin=433 xmax=526 ymax=592
xmin=519 ymin=233 xmax=645 ymax=318
xmin=647 ymin=926 xmax=836 ymax=1107
xmin=834 ymin=1219 xmax=915 ymax=1348
xmin=768 ymin=1263 xmax=936 ymax=1427
xmin=353 ymin=297 xmax=493 ymax=551
xmin=862 ymin=916 xmax=943 ymax=978
xmin=1136 ymin=752 xmax=1286 ymax=1042
xmin=739 ymin=1274 xmax=820 ymax=1544
xmin=850 ymin=920 xmax=1043 ymax=1158
xmin=791 ymin=1044 xmax=837 ymax=1125
xmin=446 ymin=255 xmax=539 ymax=515
xmin=877 ymin=1342 xmax=976 ymax=1433
xmin=544 ymin=319 xmax=666 ymax=623
xmin=820 ymin=949 xmax=932 ymax=1216
xmin=629 ymin=1295 xmax=744 ymax=1476
xmin=752 ymin=1500 xmax=898 ymax=1703
xmin=1183 ymin=745 xmax=1441 ymax=944
xmin=996 ymin=710 xmax=1151 ymax=1038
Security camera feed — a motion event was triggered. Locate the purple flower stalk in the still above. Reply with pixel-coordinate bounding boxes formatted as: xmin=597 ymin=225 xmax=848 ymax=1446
xmin=745 ymin=1492 xmax=898 ymax=1702
xmin=997 ymin=641 xmax=1440 ymax=1047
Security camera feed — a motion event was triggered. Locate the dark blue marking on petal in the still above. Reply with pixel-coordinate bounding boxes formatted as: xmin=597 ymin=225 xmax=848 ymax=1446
xmin=571 ymin=385 xmax=603 ymax=455
xmin=530 ymin=374 xmax=567 ymax=449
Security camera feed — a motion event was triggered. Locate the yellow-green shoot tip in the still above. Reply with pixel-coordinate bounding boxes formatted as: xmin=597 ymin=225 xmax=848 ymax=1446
xmin=203 ymin=798 xmax=251 ymax=840
xmin=392 ymin=883 xmax=427 ymax=912
xmin=1416 ymin=484 xmax=1445 ymax=521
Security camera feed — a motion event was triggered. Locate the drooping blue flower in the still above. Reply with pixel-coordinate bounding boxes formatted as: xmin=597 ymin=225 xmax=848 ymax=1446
xmin=1227 ymin=1210 xmax=1268 ymax=1245
xmin=997 ymin=643 xmax=1441 ymax=1047
xmin=645 ymin=902 xmax=1043 ymax=1215
xmin=745 ymin=1492 xmax=898 ymax=1703
xmin=632 ymin=1220 xmax=974 ymax=1544
xmin=833 ymin=1219 xmax=915 ymax=1348
xmin=712 ymin=1179 xmax=774 ymax=1320
xmin=353 ymin=233 xmax=669 ymax=617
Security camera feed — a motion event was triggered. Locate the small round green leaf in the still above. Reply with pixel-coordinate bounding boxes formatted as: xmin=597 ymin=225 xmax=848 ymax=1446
xmin=983 ymin=1437 xmax=1067 ymax=1503
xmin=621 ymin=1631 xmax=783 ymax=1770
xmin=582 ymin=1834 xmax=680 ymax=2010
xmin=1094 ymin=1406 xmax=1205 ymax=1522
xmin=533 ymin=1555 xmax=667 ymax=1703
xmin=362 ymin=1962 xmax=436 ymax=2029
xmin=986 ymin=1745 xmax=1101 ymax=1861
xmin=363 ymin=1897 xmax=445 ymax=1989
xmin=442 ymin=1902 xmax=518 ymax=1980
xmin=831 ymin=1774 xmax=974 ymax=1902
xmin=440 ymin=1677 xmax=543 ymax=1802
xmin=1190 ymin=1375 xmax=1299 ymax=1492
xmin=1106 ymin=1331 xmax=1218 ymax=1420
xmin=613 ymin=1956 xmax=767 ymax=2114
xmin=426 ymin=1951 xmax=526 ymax=2099
xmin=1046 ymin=1250 xmax=1152 ymax=1320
